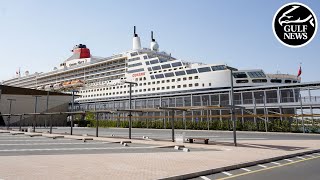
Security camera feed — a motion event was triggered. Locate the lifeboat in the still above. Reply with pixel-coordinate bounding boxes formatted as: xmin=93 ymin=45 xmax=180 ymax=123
xmin=44 ymin=84 xmax=53 ymax=91
xmin=70 ymin=79 xmax=85 ymax=87
xmin=53 ymin=83 xmax=63 ymax=91
xmin=62 ymin=81 xmax=72 ymax=88
xmin=36 ymin=86 xmax=44 ymax=90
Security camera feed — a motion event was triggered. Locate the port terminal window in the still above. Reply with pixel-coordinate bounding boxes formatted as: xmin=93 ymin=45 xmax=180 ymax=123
xmin=236 ymin=80 xmax=249 ymax=83
xmin=172 ymin=62 xmax=182 ymax=67
xmin=152 ymin=66 xmax=161 ymax=71
xmin=156 ymin=74 xmax=164 ymax=79
xmin=248 ymin=71 xmax=266 ymax=78
xmin=198 ymin=67 xmax=211 ymax=73
xmin=233 ymin=72 xmax=248 ymax=78
xmin=161 ymin=64 xmax=171 ymax=69
xmin=128 ymin=57 xmax=140 ymax=62
xmin=186 ymin=69 xmax=198 ymax=74
xmin=252 ymin=79 xmax=267 ymax=83
xmin=128 ymin=62 xmax=142 ymax=68
xmin=271 ymin=79 xmax=282 ymax=83
xmin=150 ymin=59 xmax=159 ymax=64
xmin=211 ymin=65 xmax=226 ymax=71
xmin=165 ymin=72 xmax=174 ymax=78
xmin=285 ymin=80 xmax=292 ymax=83
xmin=127 ymin=68 xmax=144 ymax=73
xmin=175 ymin=71 xmax=186 ymax=76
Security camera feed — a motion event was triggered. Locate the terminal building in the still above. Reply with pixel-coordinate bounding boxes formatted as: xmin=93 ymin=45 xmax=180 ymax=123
xmin=0 ymin=85 xmax=74 ymax=127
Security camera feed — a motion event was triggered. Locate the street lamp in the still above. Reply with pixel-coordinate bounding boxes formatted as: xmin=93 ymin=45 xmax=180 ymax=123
xmin=70 ymin=90 xmax=79 ymax=135
xmin=124 ymin=81 xmax=138 ymax=139
xmin=260 ymin=93 xmax=268 ymax=132
xmin=33 ymin=95 xmax=42 ymax=132
xmin=45 ymin=90 xmax=50 ymax=128
xmin=228 ymin=68 xmax=237 ymax=147
xmin=7 ymin=98 xmax=16 ymax=130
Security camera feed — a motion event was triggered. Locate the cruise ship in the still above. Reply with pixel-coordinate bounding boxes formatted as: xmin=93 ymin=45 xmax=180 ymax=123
xmin=2 ymin=27 xmax=300 ymax=103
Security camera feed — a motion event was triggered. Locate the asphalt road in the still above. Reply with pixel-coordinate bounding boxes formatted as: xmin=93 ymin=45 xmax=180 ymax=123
xmin=31 ymin=127 xmax=320 ymax=142
xmin=231 ymin=155 xmax=320 ymax=180
xmin=191 ymin=153 xmax=320 ymax=180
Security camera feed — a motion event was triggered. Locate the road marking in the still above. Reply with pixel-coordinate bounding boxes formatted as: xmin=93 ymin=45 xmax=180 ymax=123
xmin=200 ymin=176 xmax=212 ymax=180
xmin=284 ymin=159 xmax=293 ymax=162
xmin=0 ymin=139 xmax=72 ymax=142
xmin=217 ymin=155 xmax=320 ymax=180
xmin=257 ymin=164 xmax=267 ymax=168
xmin=222 ymin=172 xmax=233 ymax=176
xmin=297 ymin=156 xmax=306 ymax=160
xmin=314 ymin=153 xmax=320 ymax=156
xmin=0 ymin=146 xmax=153 ymax=152
xmin=305 ymin=155 xmax=314 ymax=157
xmin=0 ymin=142 xmax=108 ymax=145
xmin=241 ymin=168 xmax=251 ymax=172
xmin=271 ymin=162 xmax=281 ymax=165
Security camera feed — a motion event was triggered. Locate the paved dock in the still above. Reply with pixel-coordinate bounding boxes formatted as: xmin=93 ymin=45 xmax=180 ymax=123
xmin=0 ymin=129 xmax=319 ymax=180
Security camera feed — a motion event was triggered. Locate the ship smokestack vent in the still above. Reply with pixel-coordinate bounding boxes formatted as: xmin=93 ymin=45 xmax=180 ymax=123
xmin=150 ymin=31 xmax=159 ymax=51
xmin=132 ymin=26 xmax=141 ymax=50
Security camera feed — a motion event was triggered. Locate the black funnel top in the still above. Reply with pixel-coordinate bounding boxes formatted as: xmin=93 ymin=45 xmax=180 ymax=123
xmin=151 ymin=31 xmax=155 ymax=42
xmin=134 ymin=26 xmax=138 ymax=37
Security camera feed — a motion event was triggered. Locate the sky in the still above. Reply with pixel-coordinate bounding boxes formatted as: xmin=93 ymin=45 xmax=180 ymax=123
xmin=0 ymin=0 xmax=319 ymax=82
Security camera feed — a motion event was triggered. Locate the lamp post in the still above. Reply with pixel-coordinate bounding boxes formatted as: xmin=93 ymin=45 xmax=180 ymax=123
xmin=299 ymin=94 xmax=305 ymax=133
xmin=33 ymin=96 xmax=41 ymax=132
xmin=125 ymin=81 xmax=138 ymax=139
xmin=45 ymin=90 xmax=50 ymax=128
xmin=260 ymin=93 xmax=268 ymax=132
xmin=229 ymin=68 xmax=237 ymax=147
xmin=70 ymin=90 xmax=79 ymax=135
xmin=7 ymin=99 xmax=16 ymax=130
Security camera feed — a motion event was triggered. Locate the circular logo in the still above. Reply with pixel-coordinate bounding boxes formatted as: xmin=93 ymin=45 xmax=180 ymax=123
xmin=272 ymin=2 xmax=317 ymax=48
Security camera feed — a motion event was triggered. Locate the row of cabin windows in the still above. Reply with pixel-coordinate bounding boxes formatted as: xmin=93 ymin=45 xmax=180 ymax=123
xmin=81 ymin=82 xmax=212 ymax=98
xmin=149 ymin=65 xmax=226 ymax=77
xmin=236 ymin=79 xmax=298 ymax=84
xmin=149 ymin=67 xmax=184 ymax=74
xmin=82 ymin=76 xmax=200 ymax=93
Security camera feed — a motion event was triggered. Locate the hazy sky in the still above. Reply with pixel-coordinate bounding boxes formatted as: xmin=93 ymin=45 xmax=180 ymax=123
xmin=0 ymin=0 xmax=319 ymax=82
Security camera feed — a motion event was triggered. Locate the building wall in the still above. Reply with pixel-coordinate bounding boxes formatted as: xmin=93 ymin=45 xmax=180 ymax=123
xmin=0 ymin=94 xmax=73 ymax=126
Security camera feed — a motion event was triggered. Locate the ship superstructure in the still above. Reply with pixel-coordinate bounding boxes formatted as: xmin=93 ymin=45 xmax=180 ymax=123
xmin=2 ymin=27 xmax=300 ymax=103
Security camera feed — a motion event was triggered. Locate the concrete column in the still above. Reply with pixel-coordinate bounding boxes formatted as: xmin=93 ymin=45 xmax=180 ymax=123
xmin=191 ymin=94 xmax=194 ymax=122
xmin=219 ymin=94 xmax=222 ymax=122
xmin=277 ymin=87 xmax=281 ymax=104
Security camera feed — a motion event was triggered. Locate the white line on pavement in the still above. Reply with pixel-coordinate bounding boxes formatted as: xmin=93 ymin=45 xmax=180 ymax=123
xmin=200 ymin=176 xmax=212 ymax=180
xmin=0 ymin=139 xmax=72 ymax=142
xmin=297 ymin=156 xmax=306 ymax=160
xmin=241 ymin=168 xmax=251 ymax=172
xmin=0 ymin=142 xmax=108 ymax=146
xmin=222 ymin=171 xmax=233 ymax=176
xmin=305 ymin=155 xmax=314 ymax=157
xmin=258 ymin=164 xmax=267 ymax=168
xmin=284 ymin=159 xmax=293 ymax=162
xmin=271 ymin=162 xmax=281 ymax=165
xmin=0 ymin=146 xmax=152 ymax=152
